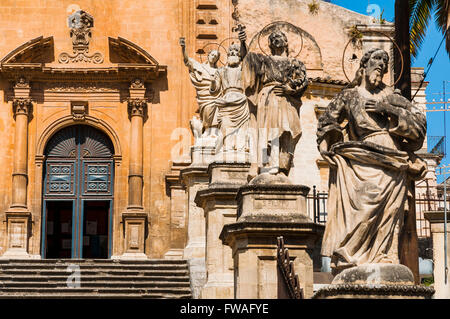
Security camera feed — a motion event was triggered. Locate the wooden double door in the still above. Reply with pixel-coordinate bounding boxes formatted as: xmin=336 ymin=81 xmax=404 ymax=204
xmin=41 ymin=125 xmax=114 ymax=259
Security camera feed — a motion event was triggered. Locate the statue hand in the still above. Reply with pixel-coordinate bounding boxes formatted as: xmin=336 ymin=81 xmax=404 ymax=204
xmin=179 ymin=37 xmax=186 ymax=48
xmin=238 ymin=30 xmax=247 ymax=43
xmin=273 ymin=85 xmax=295 ymax=96
xmin=365 ymin=99 xmax=388 ymax=114
xmin=385 ymin=92 xmax=410 ymax=109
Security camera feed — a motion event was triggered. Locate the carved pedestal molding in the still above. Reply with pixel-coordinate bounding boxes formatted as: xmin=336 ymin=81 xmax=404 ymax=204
xmin=117 ymin=79 xmax=149 ymax=260
xmin=2 ymin=78 xmax=35 ymax=259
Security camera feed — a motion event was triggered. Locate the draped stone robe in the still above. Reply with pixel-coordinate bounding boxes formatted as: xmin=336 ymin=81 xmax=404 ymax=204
xmin=317 ymin=87 xmax=427 ymax=272
xmin=242 ymin=52 xmax=307 ymax=174
xmin=186 ymin=58 xmax=221 ymax=130
xmin=210 ymin=65 xmax=250 ymax=151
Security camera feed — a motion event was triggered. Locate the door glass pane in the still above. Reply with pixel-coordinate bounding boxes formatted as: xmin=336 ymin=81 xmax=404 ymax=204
xmin=45 ymin=201 xmax=73 ymax=259
xmin=82 ymin=201 xmax=109 ymax=259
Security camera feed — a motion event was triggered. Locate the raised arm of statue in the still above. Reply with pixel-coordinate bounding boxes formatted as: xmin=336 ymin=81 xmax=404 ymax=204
xmin=180 ymin=37 xmax=194 ymax=72
xmin=238 ymin=29 xmax=247 ymax=59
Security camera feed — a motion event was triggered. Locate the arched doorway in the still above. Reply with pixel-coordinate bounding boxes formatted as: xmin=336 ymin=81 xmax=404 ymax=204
xmin=41 ymin=125 xmax=114 ymax=259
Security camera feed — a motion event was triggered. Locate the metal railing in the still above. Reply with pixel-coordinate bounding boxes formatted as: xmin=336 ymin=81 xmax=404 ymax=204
xmin=307 ymin=186 xmax=328 ymax=225
xmin=306 ymin=185 xmax=440 ymax=239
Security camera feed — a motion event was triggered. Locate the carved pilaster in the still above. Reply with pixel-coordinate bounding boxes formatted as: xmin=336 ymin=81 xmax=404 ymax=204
xmin=12 ymin=98 xmax=33 ymax=119
xmin=2 ymin=79 xmax=34 ymax=259
xmin=127 ymin=98 xmax=148 ymax=118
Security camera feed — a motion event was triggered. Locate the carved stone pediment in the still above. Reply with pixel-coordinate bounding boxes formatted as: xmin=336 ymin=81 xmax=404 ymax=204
xmin=0 ymin=36 xmax=54 ymax=65
xmin=109 ymin=37 xmax=159 ymax=65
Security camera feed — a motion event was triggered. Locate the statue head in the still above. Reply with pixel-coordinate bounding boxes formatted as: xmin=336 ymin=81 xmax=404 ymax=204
xmin=268 ymin=29 xmax=289 ymax=57
xmin=207 ymin=49 xmax=220 ymax=67
xmin=227 ymin=43 xmax=241 ymax=67
xmin=351 ymin=48 xmax=389 ymax=89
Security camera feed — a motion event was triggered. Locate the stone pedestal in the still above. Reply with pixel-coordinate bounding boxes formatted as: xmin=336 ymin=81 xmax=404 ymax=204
xmin=313 ymin=264 xmax=434 ymax=299
xmin=192 ymin=145 xmax=216 ymax=165
xmin=195 ymin=161 xmax=250 ymax=299
xmin=424 ymin=211 xmax=450 ymax=299
xmin=1 ymin=210 xmax=34 ymax=259
xmin=116 ymin=211 xmax=148 ymax=260
xmin=180 ymin=165 xmax=209 ymax=260
xmin=164 ymin=161 xmax=189 ymax=260
xmin=220 ymin=174 xmax=324 ymax=299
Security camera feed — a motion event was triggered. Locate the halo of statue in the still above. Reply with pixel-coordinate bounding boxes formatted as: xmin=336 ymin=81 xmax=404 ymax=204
xmin=198 ymin=42 xmax=228 ymax=66
xmin=341 ymin=30 xmax=404 ymax=87
xmin=248 ymin=21 xmax=304 ymax=58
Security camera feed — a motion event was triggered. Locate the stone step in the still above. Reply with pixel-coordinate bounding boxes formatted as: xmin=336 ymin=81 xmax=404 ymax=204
xmin=0 ymin=269 xmax=189 ymax=276
xmin=0 ymin=281 xmax=191 ymax=288
xmin=0 ymin=259 xmax=192 ymax=298
xmin=0 ymin=264 xmax=189 ymax=271
xmin=0 ymin=275 xmax=191 ymax=282
xmin=0 ymin=259 xmax=188 ymax=265
xmin=0 ymin=287 xmax=191 ymax=299
xmin=0 ymin=294 xmax=191 ymax=300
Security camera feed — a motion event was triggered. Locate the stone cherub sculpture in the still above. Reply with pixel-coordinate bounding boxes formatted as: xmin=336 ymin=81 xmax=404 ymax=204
xmin=210 ymin=42 xmax=250 ymax=154
xmin=180 ymin=37 xmax=221 ymax=139
xmin=317 ymin=48 xmax=427 ymax=275
xmin=240 ymin=28 xmax=309 ymax=178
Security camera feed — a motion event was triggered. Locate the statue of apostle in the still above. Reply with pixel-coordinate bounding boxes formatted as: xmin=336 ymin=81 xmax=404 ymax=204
xmin=317 ymin=48 xmax=427 ymax=275
xmin=241 ymin=29 xmax=309 ymax=177
xmin=180 ymin=37 xmax=221 ymax=137
xmin=210 ymin=42 xmax=250 ymax=153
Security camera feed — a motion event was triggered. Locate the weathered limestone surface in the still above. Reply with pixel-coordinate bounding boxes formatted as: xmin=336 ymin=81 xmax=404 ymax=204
xmin=424 ymin=211 xmax=450 ymax=299
xmin=195 ymin=162 xmax=250 ymax=299
xmin=221 ymin=174 xmax=324 ymax=299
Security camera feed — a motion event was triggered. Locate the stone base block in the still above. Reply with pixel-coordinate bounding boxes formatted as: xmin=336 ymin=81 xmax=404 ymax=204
xmin=111 ymin=252 xmax=148 ymax=260
xmin=0 ymin=249 xmax=40 ymax=260
xmin=164 ymin=249 xmax=184 ymax=260
xmin=208 ymin=161 xmax=251 ymax=184
xmin=2 ymin=209 xmax=32 ymax=259
xmin=188 ymin=258 xmax=207 ymax=299
xmin=191 ymin=145 xmax=216 ymax=165
xmin=183 ymin=241 xmax=206 ymax=259
xmin=221 ymin=221 xmax=323 ymax=299
xmin=200 ymin=280 xmax=234 ymax=299
xmin=313 ymin=264 xmax=434 ymax=299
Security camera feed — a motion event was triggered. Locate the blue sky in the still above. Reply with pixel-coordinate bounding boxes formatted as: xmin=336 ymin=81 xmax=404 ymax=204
xmin=330 ymin=0 xmax=450 ymax=179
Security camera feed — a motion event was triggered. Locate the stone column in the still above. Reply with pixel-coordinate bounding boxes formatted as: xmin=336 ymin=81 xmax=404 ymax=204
xmin=220 ymin=174 xmax=324 ymax=299
xmin=425 ymin=211 xmax=450 ymax=299
xmin=2 ymin=78 xmax=34 ymax=259
xmin=118 ymin=79 xmax=148 ymax=260
xmin=195 ymin=162 xmax=250 ymax=299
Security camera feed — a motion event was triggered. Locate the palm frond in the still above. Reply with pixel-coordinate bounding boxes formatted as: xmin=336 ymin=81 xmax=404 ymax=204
xmin=409 ymin=0 xmax=436 ymax=57
xmin=434 ymin=0 xmax=450 ymax=57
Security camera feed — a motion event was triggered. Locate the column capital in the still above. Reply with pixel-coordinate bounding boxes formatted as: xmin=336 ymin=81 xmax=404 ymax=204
xmin=12 ymin=98 xmax=33 ymax=118
xmin=127 ymin=98 xmax=147 ymax=118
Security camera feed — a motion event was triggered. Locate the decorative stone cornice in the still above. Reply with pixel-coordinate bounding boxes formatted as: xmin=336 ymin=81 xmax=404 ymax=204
xmin=12 ymin=98 xmax=32 ymax=118
xmin=127 ymin=98 xmax=147 ymax=118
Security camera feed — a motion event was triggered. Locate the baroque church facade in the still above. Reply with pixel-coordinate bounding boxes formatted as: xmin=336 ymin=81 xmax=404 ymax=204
xmin=0 ymin=0 xmax=437 ymax=298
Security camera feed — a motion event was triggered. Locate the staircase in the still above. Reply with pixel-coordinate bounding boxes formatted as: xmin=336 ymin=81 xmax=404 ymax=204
xmin=0 ymin=259 xmax=192 ymax=298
